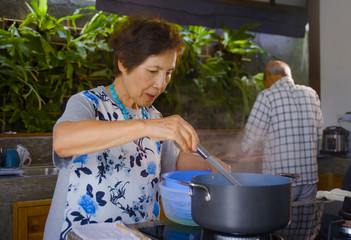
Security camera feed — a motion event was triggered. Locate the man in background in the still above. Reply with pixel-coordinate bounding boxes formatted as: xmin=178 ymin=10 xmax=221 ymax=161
xmin=241 ymin=60 xmax=324 ymax=201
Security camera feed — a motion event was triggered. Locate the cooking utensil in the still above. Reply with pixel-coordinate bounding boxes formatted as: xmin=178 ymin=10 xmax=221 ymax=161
xmin=179 ymin=172 xmax=297 ymax=234
xmin=338 ymin=114 xmax=351 ymax=152
xmin=197 ymin=143 xmax=241 ymax=186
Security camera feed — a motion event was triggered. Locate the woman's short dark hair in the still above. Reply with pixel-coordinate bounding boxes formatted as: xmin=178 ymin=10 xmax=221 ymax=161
xmin=108 ymin=16 xmax=184 ymax=77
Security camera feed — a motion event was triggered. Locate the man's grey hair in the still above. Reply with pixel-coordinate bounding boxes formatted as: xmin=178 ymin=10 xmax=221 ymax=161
xmin=266 ymin=60 xmax=292 ymax=77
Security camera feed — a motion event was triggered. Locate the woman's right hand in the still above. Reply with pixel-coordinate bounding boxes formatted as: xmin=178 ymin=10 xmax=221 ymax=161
xmin=145 ymin=115 xmax=199 ymax=153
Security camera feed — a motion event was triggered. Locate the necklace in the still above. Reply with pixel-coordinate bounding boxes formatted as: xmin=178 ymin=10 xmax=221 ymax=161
xmin=109 ymin=84 xmax=148 ymax=120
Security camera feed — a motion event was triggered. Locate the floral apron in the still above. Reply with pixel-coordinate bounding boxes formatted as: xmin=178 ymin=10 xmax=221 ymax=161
xmin=59 ymin=89 xmax=162 ymax=240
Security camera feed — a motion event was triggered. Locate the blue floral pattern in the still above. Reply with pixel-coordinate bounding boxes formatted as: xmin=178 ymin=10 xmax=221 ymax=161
xmin=78 ymin=194 xmax=98 ymax=216
xmin=59 ymin=88 xmax=162 ymax=239
xmin=147 ymin=162 xmax=156 ymax=175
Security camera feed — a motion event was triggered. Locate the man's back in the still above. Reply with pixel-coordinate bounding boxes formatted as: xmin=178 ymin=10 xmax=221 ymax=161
xmin=242 ymin=76 xmax=323 ymax=186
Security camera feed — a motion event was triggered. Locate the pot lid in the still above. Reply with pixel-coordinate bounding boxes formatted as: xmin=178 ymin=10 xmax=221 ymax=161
xmin=324 ymin=126 xmax=349 ymax=134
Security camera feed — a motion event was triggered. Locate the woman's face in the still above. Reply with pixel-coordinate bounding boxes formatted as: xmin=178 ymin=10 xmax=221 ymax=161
xmin=119 ymin=49 xmax=178 ymax=108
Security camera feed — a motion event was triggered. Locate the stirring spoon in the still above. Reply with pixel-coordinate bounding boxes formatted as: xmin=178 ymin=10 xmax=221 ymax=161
xmin=197 ymin=143 xmax=241 ymax=186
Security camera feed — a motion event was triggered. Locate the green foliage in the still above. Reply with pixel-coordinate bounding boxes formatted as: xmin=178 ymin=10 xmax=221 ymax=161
xmin=0 ymin=0 xmax=268 ymax=132
xmin=155 ymin=24 xmax=268 ymax=129
xmin=0 ymin=1 xmax=124 ymax=132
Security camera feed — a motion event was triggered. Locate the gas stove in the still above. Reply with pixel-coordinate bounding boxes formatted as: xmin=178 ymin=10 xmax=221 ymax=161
xmin=201 ymin=229 xmax=284 ymax=240
xmin=137 ymin=223 xmax=284 ymax=240
xmin=131 ymin=200 xmax=324 ymax=240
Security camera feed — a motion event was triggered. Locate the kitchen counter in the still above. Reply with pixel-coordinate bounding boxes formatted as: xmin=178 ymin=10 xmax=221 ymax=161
xmin=0 ymin=167 xmax=57 ymax=240
xmin=317 ymin=153 xmax=351 ymax=174
xmin=3 ymin=149 xmax=350 ymax=240
xmin=0 ymin=164 xmax=59 ymax=181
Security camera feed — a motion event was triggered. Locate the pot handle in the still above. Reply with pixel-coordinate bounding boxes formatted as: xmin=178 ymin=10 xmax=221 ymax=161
xmin=277 ymin=173 xmax=300 ymax=182
xmin=177 ymin=180 xmax=211 ymax=202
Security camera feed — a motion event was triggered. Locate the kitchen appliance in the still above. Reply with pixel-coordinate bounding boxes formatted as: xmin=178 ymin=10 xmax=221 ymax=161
xmin=321 ymin=126 xmax=349 ymax=155
xmin=179 ymin=172 xmax=297 ymax=234
xmin=135 ymin=200 xmax=324 ymax=240
xmin=138 ymin=222 xmax=284 ymax=240
xmin=339 ymin=112 xmax=351 ymax=152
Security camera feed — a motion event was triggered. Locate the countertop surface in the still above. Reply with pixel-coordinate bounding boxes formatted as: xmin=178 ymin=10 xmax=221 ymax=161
xmin=0 ymin=173 xmax=56 ymax=180
xmin=317 ymin=154 xmax=351 ymax=174
xmin=0 ymin=165 xmax=58 ymax=240
xmin=0 ymin=164 xmax=58 ymax=180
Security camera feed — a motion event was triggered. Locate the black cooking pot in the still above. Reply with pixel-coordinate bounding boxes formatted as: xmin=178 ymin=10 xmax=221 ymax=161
xmin=179 ymin=172 xmax=297 ymax=234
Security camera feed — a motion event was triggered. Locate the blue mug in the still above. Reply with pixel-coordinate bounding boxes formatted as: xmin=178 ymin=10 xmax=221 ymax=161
xmin=3 ymin=149 xmax=20 ymax=168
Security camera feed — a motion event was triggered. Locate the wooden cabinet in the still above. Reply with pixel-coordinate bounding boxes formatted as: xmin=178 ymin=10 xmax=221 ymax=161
xmin=13 ymin=199 xmax=52 ymax=240
xmin=12 ymin=198 xmax=164 ymax=239
xmin=317 ymin=173 xmax=344 ymax=191
xmin=159 ymin=197 xmax=166 ymax=220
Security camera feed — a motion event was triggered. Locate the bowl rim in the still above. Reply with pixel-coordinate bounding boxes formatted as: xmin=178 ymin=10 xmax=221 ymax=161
xmin=159 ymin=181 xmax=190 ymax=194
xmin=161 ymin=169 xmax=211 ymax=179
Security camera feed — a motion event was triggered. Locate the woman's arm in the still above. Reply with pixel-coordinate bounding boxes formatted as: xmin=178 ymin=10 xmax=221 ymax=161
xmin=54 ymin=115 xmax=199 ymax=158
xmin=53 ymin=119 xmax=146 ymax=157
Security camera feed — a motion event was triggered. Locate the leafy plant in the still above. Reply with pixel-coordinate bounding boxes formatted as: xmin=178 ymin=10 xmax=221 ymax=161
xmin=0 ymin=0 xmax=124 ymax=132
xmin=155 ymin=24 xmax=268 ymax=129
xmin=0 ymin=0 xmax=269 ymax=132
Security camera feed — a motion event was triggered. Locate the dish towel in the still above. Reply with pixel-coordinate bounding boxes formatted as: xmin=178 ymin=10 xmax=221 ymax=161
xmin=73 ymin=222 xmax=150 ymax=240
xmin=316 ymin=188 xmax=351 ymax=201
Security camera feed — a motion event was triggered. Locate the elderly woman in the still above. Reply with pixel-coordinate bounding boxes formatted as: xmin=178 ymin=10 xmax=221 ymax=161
xmin=44 ymin=16 xmax=230 ymax=240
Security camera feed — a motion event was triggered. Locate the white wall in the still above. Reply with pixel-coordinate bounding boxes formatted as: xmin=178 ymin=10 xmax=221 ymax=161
xmin=320 ymin=0 xmax=351 ymax=127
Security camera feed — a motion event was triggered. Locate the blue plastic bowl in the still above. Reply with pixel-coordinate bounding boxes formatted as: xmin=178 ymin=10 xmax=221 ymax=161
xmin=159 ymin=181 xmax=197 ymax=226
xmin=161 ymin=170 xmax=211 ymax=190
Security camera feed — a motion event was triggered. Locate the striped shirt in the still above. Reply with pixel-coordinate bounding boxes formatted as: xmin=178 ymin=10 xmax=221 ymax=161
xmin=241 ymin=77 xmax=324 ymax=186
